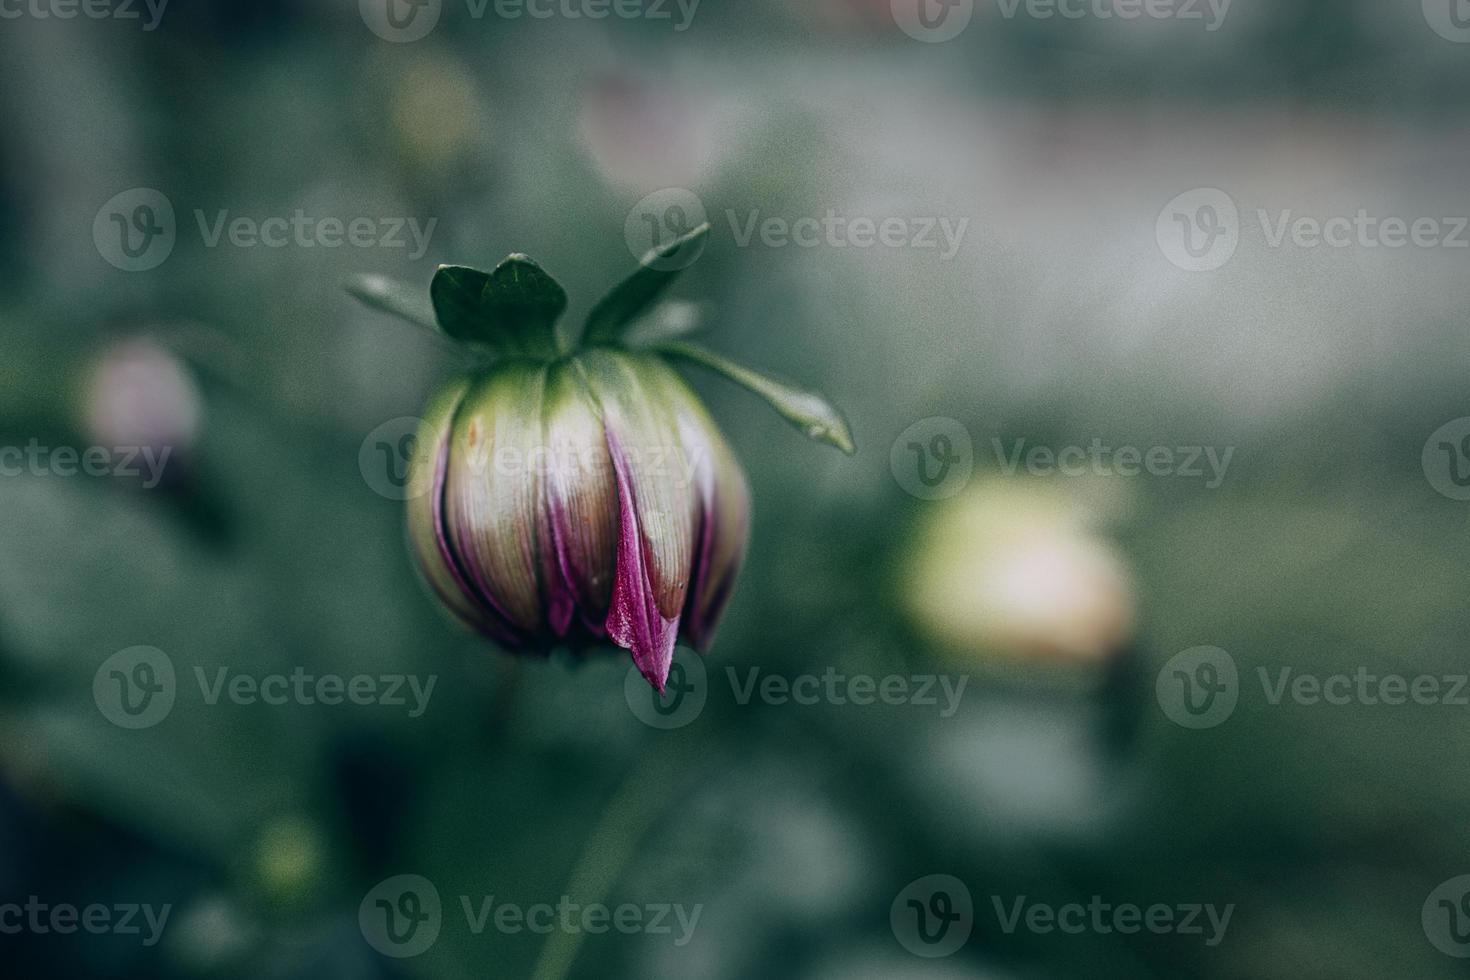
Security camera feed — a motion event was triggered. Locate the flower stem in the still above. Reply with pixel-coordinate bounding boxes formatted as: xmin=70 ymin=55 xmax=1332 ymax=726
xmin=528 ymin=735 xmax=698 ymax=980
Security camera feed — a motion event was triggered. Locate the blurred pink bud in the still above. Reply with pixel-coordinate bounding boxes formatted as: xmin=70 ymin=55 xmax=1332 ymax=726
xmin=83 ymin=338 xmax=202 ymax=460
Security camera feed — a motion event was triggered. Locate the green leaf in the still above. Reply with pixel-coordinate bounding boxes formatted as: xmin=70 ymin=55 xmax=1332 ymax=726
xmin=658 ymin=341 xmax=855 ymax=455
xmin=431 ymin=255 xmax=567 ymax=355
xmin=345 ymin=273 xmax=440 ymax=333
xmin=582 ymin=223 xmax=709 ymax=347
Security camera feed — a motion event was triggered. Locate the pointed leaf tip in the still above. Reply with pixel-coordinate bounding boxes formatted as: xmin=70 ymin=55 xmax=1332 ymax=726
xmin=345 ymin=273 xmax=440 ymax=333
xmin=582 ymin=223 xmax=711 ymax=348
xmin=645 ymin=220 xmax=710 ymax=265
xmin=658 ymin=342 xmax=856 ymax=455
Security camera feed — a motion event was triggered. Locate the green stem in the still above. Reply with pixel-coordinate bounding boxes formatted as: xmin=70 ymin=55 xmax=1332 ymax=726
xmin=528 ymin=736 xmax=698 ymax=980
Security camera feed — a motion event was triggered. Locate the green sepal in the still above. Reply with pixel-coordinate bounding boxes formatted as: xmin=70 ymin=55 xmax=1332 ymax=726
xmin=431 ymin=255 xmax=567 ymax=355
xmin=582 ymin=223 xmax=709 ymax=348
xmin=657 ymin=341 xmax=855 ymax=455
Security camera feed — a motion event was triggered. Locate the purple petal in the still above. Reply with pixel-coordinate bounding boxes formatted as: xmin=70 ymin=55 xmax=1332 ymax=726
xmin=603 ymin=425 xmax=679 ymax=692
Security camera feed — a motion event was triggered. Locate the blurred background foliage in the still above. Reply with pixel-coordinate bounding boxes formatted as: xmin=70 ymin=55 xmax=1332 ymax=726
xmin=2 ymin=0 xmax=1470 ymax=977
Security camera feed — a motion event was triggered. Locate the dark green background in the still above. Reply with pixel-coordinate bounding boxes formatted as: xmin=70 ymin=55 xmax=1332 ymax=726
xmin=1 ymin=0 xmax=1468 ymax=977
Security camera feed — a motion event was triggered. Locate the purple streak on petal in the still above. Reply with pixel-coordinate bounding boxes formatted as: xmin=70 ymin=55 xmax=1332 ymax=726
xmin=540 ymin=495 xmax=578 ymax=637
xmin=431 ymin=425 xmax=527 ymax=649
xmin=602 ymin=425 xmax=679 ymax=693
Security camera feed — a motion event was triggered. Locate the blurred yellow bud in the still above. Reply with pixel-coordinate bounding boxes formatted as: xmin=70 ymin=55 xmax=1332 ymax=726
xmin=902 ymin=477 xmax=1137 ymax=664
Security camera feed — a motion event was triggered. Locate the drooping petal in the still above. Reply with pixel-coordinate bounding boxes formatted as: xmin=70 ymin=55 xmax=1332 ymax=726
xmin=539 ymin=360 xmax=619 ymax=635
xmin=581 ymin=350 xmax=700 ymax=690
xmin=604 ymin=425 xmax=678 ymax=690
xmin=405 ymin=377 xmax=526 ymax=647
xmin=441 ymin=361 xmax=552 ymax=637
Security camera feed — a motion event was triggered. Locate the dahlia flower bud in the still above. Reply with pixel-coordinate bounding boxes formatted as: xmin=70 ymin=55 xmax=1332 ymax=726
xmin=349 ymin=224 xmax=852 ymax=690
